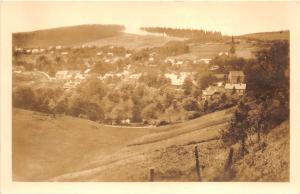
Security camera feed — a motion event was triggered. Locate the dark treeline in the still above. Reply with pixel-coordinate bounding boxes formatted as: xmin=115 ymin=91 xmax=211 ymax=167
xmin=140 ymin=27 xmax=224 ymax=42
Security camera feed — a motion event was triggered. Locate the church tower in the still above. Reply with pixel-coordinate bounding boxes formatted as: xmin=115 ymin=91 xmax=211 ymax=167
xmin=230 ymin=36 xmax=235 ymax=55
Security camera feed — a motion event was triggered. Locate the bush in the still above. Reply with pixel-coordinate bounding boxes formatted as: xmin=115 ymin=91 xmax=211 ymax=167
xmin=182 ymin=97 xmax=199 ymax=111
xmin=156 ymin=120 xmax=169 ymax=127
xmin=185 ymin=111 xmax=202 ymax=120
xmin=13 ymin=87 xmax=36 ymax=109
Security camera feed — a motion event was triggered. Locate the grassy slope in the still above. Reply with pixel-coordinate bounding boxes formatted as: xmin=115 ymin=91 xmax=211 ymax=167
xmin=49 ymin=108 xmax=235 ymax=181
xmin=237 ymin=30 xmax=289 ymax=41
xmin=13 ymin=107 xmax=234 ymax=181
xmin=81 ymin=33 xmax=185 ymax=50
xmin=53 ymin=120 xmax=289 ymax=182
xmin=167 ymin=41 xmax=257 ymax=61
xmin=13 ymin=24 xmax=125 ymax=48
xmin=232 ymin=121 xmax=289 ymax=181
xmin=13 ymin=108 xmax=155 ymax=181
xmin=13 ymin=108 xmax=289 ymax=182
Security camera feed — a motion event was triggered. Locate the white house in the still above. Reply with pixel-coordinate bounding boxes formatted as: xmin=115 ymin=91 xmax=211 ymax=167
xmin=55 ymin=70 xmax=81 ymax=81
xmin=164 ymin=72 xmax=194 ymax=87
xmin=225 ymin=83 xmax=246 ymax=95
xmin=176 ymin=60 xmax=184 ymax=65
xmin=209 ymin=65 xmax=220 ymax=71
xmin=55 ymin=71 xmax=69 ymax=80
xmin=84 ymin=69 xmax=91 ymax=74
xmin=200 ymin=58 xmax=211 ymax=64
xmin=129 ymin=73 xmax=142 ymax=80
xmin=32 ymin=49 xmax=39 ymax=54
xmin=63 ymin=81 xmax=81 ymax=89
xmin=125 ymin=53 xmax=132 ymax=58
xmin=202 ymin=85 xmax=225 ymax=100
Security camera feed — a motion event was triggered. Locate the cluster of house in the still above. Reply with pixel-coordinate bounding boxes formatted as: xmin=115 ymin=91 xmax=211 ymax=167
xmin=14 ymin=45 xmax=64 ymax=55
xmin=55 ymin=69 xmax=90 ymax=89
xmin=202 ymin=70 xmax=246 ymax=101
xmin=165 ymin=72 xmax=196 ymax=88
xmin=164 ymin=57 xmax=212 ymax=67
xmin=97 ymin=70 xmax=142 ymax=82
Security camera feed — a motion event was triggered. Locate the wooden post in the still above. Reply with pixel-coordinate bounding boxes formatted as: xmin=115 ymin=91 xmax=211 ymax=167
xmin=149 ymin=167 xmax=154 ymax=182
xmin=223 ymin=147 xmax=234 ymax=177
xmin=194 ymin=146 xmax=201 ymax=181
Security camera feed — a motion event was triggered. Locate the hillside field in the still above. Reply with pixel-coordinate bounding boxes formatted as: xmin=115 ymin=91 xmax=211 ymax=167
xmin=13 ymin=107 xmax=233 ymax=181
xmin=13 ymin=107 xmax=289 ymax=181
xmin=13 ymin=24 xmax=125 ymax=48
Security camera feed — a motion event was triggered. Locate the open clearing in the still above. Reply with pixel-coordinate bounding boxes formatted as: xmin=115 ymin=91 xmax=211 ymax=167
xmin=81 ymin=33 xmax=185 ymax=50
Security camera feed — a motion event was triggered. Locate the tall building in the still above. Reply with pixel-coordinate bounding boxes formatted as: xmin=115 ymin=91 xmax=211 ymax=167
xmin=230 ymin=36 xmax=236 ymax=55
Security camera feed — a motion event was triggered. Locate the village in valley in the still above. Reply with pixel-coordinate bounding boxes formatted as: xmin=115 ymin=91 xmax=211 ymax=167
xmin=12 ymin=24 xmax=290 ymax=182
xmin=13 ymin=32 xmax=250 ymax=125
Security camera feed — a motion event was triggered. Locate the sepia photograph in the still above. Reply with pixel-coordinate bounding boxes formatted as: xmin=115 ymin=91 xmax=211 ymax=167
xmin=1 ymin=1 xmax=299 ymax=189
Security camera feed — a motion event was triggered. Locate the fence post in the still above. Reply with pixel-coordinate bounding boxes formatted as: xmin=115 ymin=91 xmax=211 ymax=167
xmin=194 ymin=145 xmax=201 ymax=181
xmin=149 ymin=167 xmax=155 ymax=182
xmin=223 ymin=147 xmax=234 ymax=180
xmin=224 ymin=147 xmax=234 ymax=172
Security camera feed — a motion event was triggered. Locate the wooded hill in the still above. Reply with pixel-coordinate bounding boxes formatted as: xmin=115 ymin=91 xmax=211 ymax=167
xmin=13 ymin=24 xmax=125 ymax=48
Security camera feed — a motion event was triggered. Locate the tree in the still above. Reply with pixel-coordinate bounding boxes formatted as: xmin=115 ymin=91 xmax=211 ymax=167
xmin=244 ymin=40 xmax=289 ymax=99
xmin=182 ymin=77 xmax=193 ymax=96
xmin=48 ymin=98 xmax=56 ymax=117
xmin=196 ymin=73 xmax=217 ymax=91
xmin=110 ymin=106 xmax=124 ymax=124
xmin=221 ymin=101 xmax=250 ymax=154
xmin=13 ymin=87 xmax=36 ymax=109
xmin=141 ymin=103 xmax=157 ymax=120
xmin=182 ymin=97 xmax=199 ymax=111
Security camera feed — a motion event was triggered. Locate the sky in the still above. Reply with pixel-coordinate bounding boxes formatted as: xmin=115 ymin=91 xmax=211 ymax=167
xmin=2 ymin=1 xmax=292 ymax=36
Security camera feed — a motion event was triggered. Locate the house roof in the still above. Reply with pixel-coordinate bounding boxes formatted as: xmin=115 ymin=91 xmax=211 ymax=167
xmin=214 ymin=74 xmax=227 ymax=79
xmin=229 ymin=71 xmax=245 ymax=77
xmin=165 ymin=73 xmax=186 ymax=86
xmin=225 ymin=83 xmax=246 ymax=90
xmin=56 ymin=71 xmax=68 ymax=76
xmin=202 ymin=86 xmax=224 ymax=96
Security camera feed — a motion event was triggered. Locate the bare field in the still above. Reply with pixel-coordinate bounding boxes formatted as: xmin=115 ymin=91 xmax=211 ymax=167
xmin=81 ymin=33 xmax=185 ymax=50
xmin=166 ymin=42 xmax=257 ymax=61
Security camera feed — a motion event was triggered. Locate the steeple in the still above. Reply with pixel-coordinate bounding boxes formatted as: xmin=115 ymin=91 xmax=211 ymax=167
xmin=230 ymin=36 xmax=235 ymax=55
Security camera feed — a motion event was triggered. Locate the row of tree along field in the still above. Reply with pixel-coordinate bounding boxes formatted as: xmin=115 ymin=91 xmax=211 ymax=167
xmin=140 ymin=27 xmax=224 ymax=42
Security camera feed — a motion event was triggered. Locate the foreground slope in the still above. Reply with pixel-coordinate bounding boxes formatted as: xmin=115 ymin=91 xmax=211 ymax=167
xmin=53 ymin=120 xmax=289 ymax=182
xmin=13 ymin=108 xmax=153 ymax=181
xmin=13 ymin=107 xmax=289 ymax=181
xmin=13 ymin=107 xmax=234 ymax=181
